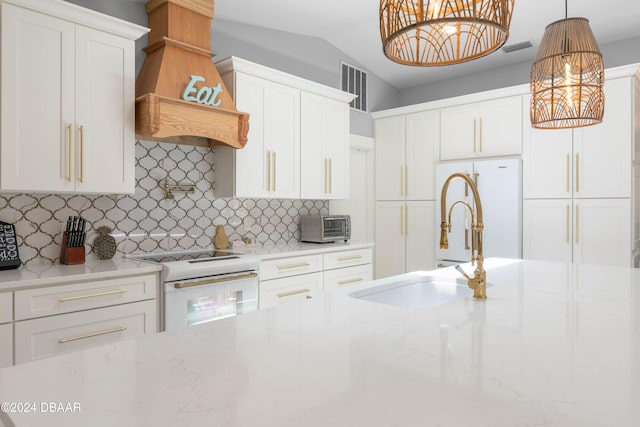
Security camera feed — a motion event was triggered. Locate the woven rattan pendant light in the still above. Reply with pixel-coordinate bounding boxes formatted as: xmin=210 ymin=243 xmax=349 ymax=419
xmin=379 ymin=0 xmax=514 ymax=66
xmin=530 ymin=1 xmax=604 ymax=129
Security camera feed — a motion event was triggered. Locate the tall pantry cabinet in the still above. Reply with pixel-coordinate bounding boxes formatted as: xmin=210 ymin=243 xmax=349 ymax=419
xmin=523 ymin=73 xmax=639 ymax=267
xmin=373 ymin=111 xmax=439 ymax=278
xmin=0 ymin=0 xmax=147 ymax=194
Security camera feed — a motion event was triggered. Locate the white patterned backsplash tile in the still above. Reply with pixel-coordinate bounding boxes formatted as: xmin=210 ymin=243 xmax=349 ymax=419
xmin=0 ymin=140 xmax=328 ymax=265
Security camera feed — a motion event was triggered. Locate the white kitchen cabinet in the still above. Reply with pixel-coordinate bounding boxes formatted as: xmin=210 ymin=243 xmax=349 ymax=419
xmin=216 ymin=72 xmax=300 ymax=199
xmin=523 ymin=78 xmax=633 ymax=199
xmin=15 ymin=299 xmax=156 ymax=363
xmin=301 ymin=91 xmax=350 ymax=199
xmin=0 ymin=1 xmax=146 ymax=194
xmin=11 ymin=272 xmax=159 ymax=365
xmin=0 ymin=323 xmax=12 ymax=369
xmin=523 ymin=199 xmax=632 ymax=267
xmin=440 ymin=95 xmax=522 ymax=160
xmin=375 ymin=200 xmax=435 ymax=278
xmin=375 ymin=111 xmax=439 ymax=201
xmin=259 ymin=272 xmax=322 ymax=309
xmin=323 ymin=264 xmax=372 ymax=291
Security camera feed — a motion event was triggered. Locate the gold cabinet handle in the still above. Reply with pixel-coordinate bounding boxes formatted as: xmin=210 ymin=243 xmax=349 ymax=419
xmin=324 ymin=158 xmax=329 ymax=193
xmin=405 ymin=203 xmax=409 ymax=235
xmin=465 ymin=228 xmax=470 ymax=250
xmin=400 ymin=166 xmax=404 ymax=196
xmin=174 ymin=273 xmax=258 ymax=289
xmin=78 ymin=125 xmax=84 ymax=183
xmin=328 ymin=158 xmax=332 ymax=193
xmin=400 ymin=205 xmax=404 ymax=235
xmin=337 ymin=278 xmax=363 ymax=286
xmin=474 ymin=172 xmax=479 ymax=187
xmin=58 ymin=289 xmax=127 ymax=303
xmin=479 ymin=117 xmax=483 ymax=152
xmin=58 ymin=326 xmax=127 ymax=344
xmin=575 ymin=153 xmax=579 ymax=193
xmin=566 ymin=204 xmax=570 ymax=243
xmin=337 ymin=255 xmax=363 ymax=262
xmin=67 ymin=124 xmax=73 ymax=181
xmin=272 ymin=151 xmax=277 ymax=192
xmin=404 ymin=165 xmax=408 ymax=196
xmin=473 ymin=118 xmax=477 ymax=152
xmin=277 ymin=288 xmax=311 ymax=298
xmin=276 ymin=262 xmax=311 ymax=271
xmin=575 ymin=204 xmax=580 ymax=244
xmin=266 ymin=151 xmax=271 ymax=191
xmin=566 ymin=153 xmax=570 ymax=193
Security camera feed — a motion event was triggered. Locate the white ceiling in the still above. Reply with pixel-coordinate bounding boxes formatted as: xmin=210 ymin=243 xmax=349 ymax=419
xmin=211 ymin=0 xmax=640 ymax=90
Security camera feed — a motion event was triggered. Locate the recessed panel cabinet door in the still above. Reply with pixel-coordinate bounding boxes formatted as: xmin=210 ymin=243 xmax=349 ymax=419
xmin=1 ymin=4 xmax=75 ymax=192
xmin=375 ymin=116 xmax=406 ymax=200
xmin=440 ymin=105 xmax=476 ymax=160
xmin=523 ymin=199 xmax=573 ymax=264
xmin=269 ymin=82 xmax=300 ymax=199
xmin=374 ymin=201 xmax=406 ymax=279
xmin=75 ymin=26 xmax=135 ymax=194
xmin=406 ymin=111 xmax=439 ymax=200
xmin=405 ymin=201 xmax=435 ymax=272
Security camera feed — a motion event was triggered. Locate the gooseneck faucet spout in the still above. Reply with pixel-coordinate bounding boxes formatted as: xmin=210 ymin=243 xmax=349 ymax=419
xmin=440 ymin=173 xmax=487 ymax=299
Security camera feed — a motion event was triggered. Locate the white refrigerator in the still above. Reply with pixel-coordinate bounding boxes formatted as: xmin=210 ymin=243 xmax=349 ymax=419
xmin=435 ymin=158 xmax=522 ymax=265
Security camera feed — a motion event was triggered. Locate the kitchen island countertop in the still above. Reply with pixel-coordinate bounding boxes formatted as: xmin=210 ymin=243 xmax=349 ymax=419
xmin=1 ymin=258 xmax=639 ymax=426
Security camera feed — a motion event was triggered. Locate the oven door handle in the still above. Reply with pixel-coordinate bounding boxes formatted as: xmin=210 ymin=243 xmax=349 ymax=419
xmin=173 ymin=272 xmax=258 ymax=289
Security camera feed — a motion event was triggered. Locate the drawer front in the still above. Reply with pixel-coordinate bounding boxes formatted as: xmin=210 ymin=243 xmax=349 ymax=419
xmin=323 ymin=264 xmax=373 ymax=292
xmin=0 ymin=323 xmax=12 ymax=368
xmin=259 ymin=272 xmax=322 ymax=309
xmin=15 ymin=273 xmax=158 ymax=320
xmin=0 ymin=292 xmax=12 ymax=323
xmin=323 ymin=248 xmax=372 ymax=270
xmin=259 ymin=254 xmax=322 ymax=281
xmin=15 ymin=300 xmax=156 ymax=363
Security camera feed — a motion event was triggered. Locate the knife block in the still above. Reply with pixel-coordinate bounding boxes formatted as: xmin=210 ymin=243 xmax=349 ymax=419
xmin=60 ymin=232 xmax=85 ymax=265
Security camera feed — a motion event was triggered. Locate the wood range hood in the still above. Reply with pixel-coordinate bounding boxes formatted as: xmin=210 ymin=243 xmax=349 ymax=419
xmin=135 ymin=0 xmax=248 ymax=148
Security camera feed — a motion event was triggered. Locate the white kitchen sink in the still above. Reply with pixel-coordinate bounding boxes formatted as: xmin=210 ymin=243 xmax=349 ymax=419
xmin=350 ymin=277 xmax=473 ymax=309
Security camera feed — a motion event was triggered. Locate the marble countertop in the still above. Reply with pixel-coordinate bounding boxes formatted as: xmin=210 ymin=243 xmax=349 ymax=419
xmin=1 ymin=258 xmax=640 ymax=426
xmin=0 ymin=258 xmax=162 ymax=292
xmin=237 ymin=240 xmax=374 ymax=259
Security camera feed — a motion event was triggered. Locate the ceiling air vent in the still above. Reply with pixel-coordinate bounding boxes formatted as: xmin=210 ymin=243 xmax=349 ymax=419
xmin=502 ymin=40 xmax=533 ymax=53
xmin=341 ymin=62 xmax=368 ymax=112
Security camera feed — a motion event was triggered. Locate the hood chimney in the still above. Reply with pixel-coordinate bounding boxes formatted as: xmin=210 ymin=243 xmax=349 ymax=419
xmin=135 ymin=0 xmax=249 ymax=148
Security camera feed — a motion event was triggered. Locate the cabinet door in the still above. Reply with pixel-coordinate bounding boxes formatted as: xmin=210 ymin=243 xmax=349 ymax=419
xmin=477 ymin=96 xmax=522 ymax=158
xmin=269 ymin=82 xmax=300 ymax=198
xmin=233 ymin=73 xmax=270 ymax=198
xmin=374 ymin=201 xmax=406 ymax=278
xmin=300 ymin=92 xmax=349 ymax=199
xmin=74 ymin=26 xmax=135 ymax=194
xmin=0 ymin=323 xmax=12 ymax=368
xmin=523 ymin=199 xmax=573 ymax=263
xmin=1 ymin=4 xmax=75 ymax=192
xmin=574 ymin=78 xmax=632 ymax=199
xmin=323 ymin=264 xmax=372 ymax=291
xmin=406 ymin=111 xmax=439 ymax=200
xmin=375 ymin=116 xmax=405 ymax=200
xmin=406 ymin=201 xmax=436 ymax=272
xmin=440 ymin=105 xmax=476 ymax=160
xmin=523 ymin=95 xmax=573 ymax=199
xmin=574 ymin=199 xmax=631 ymax=267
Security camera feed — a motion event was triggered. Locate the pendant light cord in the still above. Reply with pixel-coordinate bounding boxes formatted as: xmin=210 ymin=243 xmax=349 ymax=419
xmin=565 ymin=0 xmax=568 ymax=19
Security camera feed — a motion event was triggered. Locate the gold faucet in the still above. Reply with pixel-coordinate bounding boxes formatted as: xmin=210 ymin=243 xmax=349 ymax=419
xmin=439 ymin=173 xmax=487 ymax=299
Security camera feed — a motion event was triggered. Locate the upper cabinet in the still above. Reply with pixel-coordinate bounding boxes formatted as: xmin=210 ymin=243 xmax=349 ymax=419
xmin=215 ymin=57 xmax=354 ymax=200
xmin=523 ymin=77 xmax=633 ymax=199
xmin=0 ymin=0 xmax=148 ymax=194
xmin=440 ymin=95 xmax=522 ymax=160
xmin=300 ymin=92 xmax=350 ymax=200
xmin=375 ymin=111 xmax=439 ymax=201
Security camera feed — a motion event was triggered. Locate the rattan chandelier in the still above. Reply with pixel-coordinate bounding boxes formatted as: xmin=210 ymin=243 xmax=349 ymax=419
xmin=530 ymin=2 xmax=604 ymax=129
xmin=379 ymin=0 xmax=514 ymax=66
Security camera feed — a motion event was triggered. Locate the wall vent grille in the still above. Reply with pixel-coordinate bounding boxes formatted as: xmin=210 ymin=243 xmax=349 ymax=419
xmin=341 ymin=62 xmax=368 ymax=112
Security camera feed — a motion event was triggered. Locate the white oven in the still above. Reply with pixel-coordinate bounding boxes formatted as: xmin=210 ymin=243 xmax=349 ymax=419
xmin=164 ymin=271 xmax=258 ymax=331
xmin=129 ymin=250 xmax=260 ymax=331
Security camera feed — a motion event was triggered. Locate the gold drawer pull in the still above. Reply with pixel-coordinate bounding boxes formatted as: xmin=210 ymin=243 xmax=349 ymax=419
xmin=276 ymin=262 xmax=311 ymax=270
xmin=277 ymin=288 xmax=311 ymax=298
xmin=337 ymin=278 xmax=363 ymax=286
xmin=58 ymin=289 xmax=127 ymax=303
xmin=58 ymin=326 xmax=127 ymax=344
xmin=337 ymin=255 xmax=363 ymax=262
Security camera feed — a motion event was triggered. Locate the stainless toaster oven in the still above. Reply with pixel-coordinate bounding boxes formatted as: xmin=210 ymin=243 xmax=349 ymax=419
xmin=300 ymin=215 xmax=351 ymax=243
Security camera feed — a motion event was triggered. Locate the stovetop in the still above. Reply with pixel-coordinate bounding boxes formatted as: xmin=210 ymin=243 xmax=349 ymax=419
xmin=128 ymin=249 xmax=260 ymax=282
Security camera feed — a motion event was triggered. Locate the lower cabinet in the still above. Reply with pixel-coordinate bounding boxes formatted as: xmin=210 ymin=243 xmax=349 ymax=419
xmin=258 ymin=246 xmax=374 ymax=309
xmin=375 ymin=200 xmax=436 ymax=279
xmin=14 ymin=300 xmax=156 ymax=363
xmin=0 ymin=323 xmax=12 ymax=369
xmin=523 ymin=198 xmax=632 ymax=267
